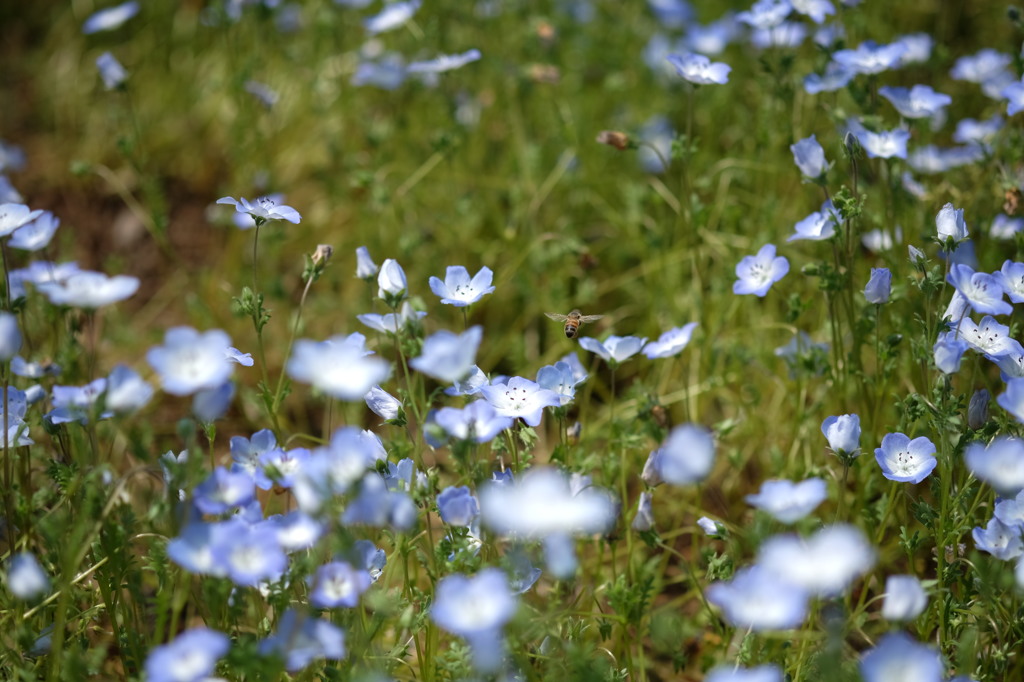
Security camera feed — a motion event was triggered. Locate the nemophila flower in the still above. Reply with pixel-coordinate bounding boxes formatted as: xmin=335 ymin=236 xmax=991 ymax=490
xmin=666 ymin=52 xmax=731 ymax=84
xmin=745 ymin=477 xmax=827 ymax=523
xmin=698 ymin=516 xmax=722 ymax=536
xmin=902 ymin=172 xmax=928 ymax=199
xmin=144 ymin=627 xmax=229 ymax=682
xmin=893 ymin=32 xmax=933 ymax=64
xmin=287 ymin=333 xmax=391 ymax=400
xmin=431 ymin=568 xmax=516 ymax=672
xmin=342 ymin=473 xmax=416 ymax=530
xmin=750 ymin=22 xmax=807 ymax=50
xmin=881 ymin=575 xmax=928 ymax=621
xmin=803 ymin=62 xmax=854 ymax=94
xmin=0 ymin=141 xmax=25 ymax=173
xmin=954 ymin=115 xmax=1003 ymax=145
xmin=259 ymin=447 xmax=311 ymax=492
xmin=935 ymin=202 xmax=969 ymax=245
xmin=972 ymin=516 xmax=1023 ymax=560
xmin=36 ymin=270 xmax=140 ymax=308
xmin=6 ymin=552 xmax=49 ymax=600
xmin=47 ymin=379 xmax=111 ymax=425
xmin=788 ymin=204 xmax=839 ymax=241
xmin=631 ymin=491 xmax=655 ymax=531
xmin=364 ymin=385 xmax=402 ymax=421
xmin=147 ymin=327 xmax=233 ymax=395
xmin=790 ymin=134 xmax=829 ymax=181
xmin=364 ymin=0 xmax=420 ymax=33
xmin=481 ymin=376 xmax=561 ymax=427
xmin=856 ymin=127 xmax=909 ymax=159
xmin=231 ymin=428 xmax=279 ymax=488
xmin=758 ymin=524 xmax=875 ymax=596
xmin=192 ymin=381 xmax=234 ymax=422
xmin=995 ymin=490 xmax=1024 ymax=527
xmin=964 ymin=436 xmax=1024 ymax=496
xmin=736 ymin=0 xmax=791 ymax=29
xmin=243 ymin=80 xmax=277 ymax=108
xmin=96 ymin=52 xmax=127 ymax=90
xmin=0 ymin=312 xmax=21 ymax=361
xmin=104 ymin=365 xmax=154 ymax=414
xmin=349 ymin=540 xmax=387 ymax=582
xmin=875 ymin=432 xmax=937 ymax=483
xmin=733 ymin=243 xmax=789 ymax=297
xmin=682 ymin=17 xmax=739 ymax=55
xmin=225 ymin=346 xmax=253 ymax=366
xmin=352 ymin=54 xmax=407 ymax=90
xmin=706 ymin=665 xmax=783 ymax=682
xmin=951 ymin=48 xmax=1012 ymax=83
xmin=578 ymin=335 xmax=648 ymax=365
xmin=864 ymin=268 xmax=892 ymax=304
xmin=878 ymin=85 xmax=952 ymax=119
xmin=411 ymin=326 xmax=482 ymax=383
xmin=82 ymin=0 xmax=139 ymax=34
xmin=947 ymin=264 xmax=1011 ymax=316
xmin=259 ymin=608 xmax=346 ymax=672
xmin=0 ymin=176 xmax=21 ymax=203
xmin=192 ymin=466 xmax=255 ymax=515
xmin=216 ymin=195 xmax=300 ymax=225
xmin=998 ymin=377 xmax=1024 ymax=424
xmin=9 ymin=210 xmax=59 ymax=250
xmin=648 ymin=0 xmax=693 ymax=28
xmin=1003 ymin=77 xmax=1024 ymax=115
xmin=643 ymin=322 xmax=698 ymax=359
xmin=355 ymin=246 xmax=378 ymax=279
xmin=908 ymin=144 xmax=984 ymax=174
xmin=215 ymin=521 xmax=287 ymax=587
xmin=384 ymin=458 xmax=427 ymax=493
xmin=291 ymin=428 xmax=381 ymax=513
xmin=860 ymin=631 xmax=942 ymax=682
xmin=812 ymin=22 xmax=843 ymax=49
xmin=536 ymin=360 xmax=585 ymax=404
xmin=832 ymin=40 xmax=907 ymax=75
xmin=435 ymin=401 xmax=513 ymax=443
xmin=645 ymin=423 xmax=716 ymax=486
xmin=968 ymin=388 xmax=991 ymax=430
xmin=377 ymin=258 xmax=408 ymax=301
xmin=958 ymin=315 xmax=1014 ymax=355
xmin=437 ymin=486 xmax=480 ymax=526
xmin=790 ymin=0 xmax=833 ymax=23
xmin=408 ymin=49 xmax=482 ymax=73
xmin=706 ymin=565 xmax=809 ymax=631
xmin=429 ymin=265 xmax=495 ymax=307
xmin=9 ymin=260 xmax=82 ymax=299
xmin=309 ymin=561 xmax=372 ymax=608
xmin=994 ymin=260 xmax=1024 ymax=303
xmin=267 ymin=510 xmax=323 ymax=552
xmin=357 ymin=301 xmax=426 ymax=334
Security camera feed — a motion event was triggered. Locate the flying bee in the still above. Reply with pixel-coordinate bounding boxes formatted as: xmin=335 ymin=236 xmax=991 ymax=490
xmin=545 ymin=309 xmax=604 ymax=339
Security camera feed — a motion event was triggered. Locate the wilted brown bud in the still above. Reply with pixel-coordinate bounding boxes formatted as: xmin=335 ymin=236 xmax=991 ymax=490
xmin=578 ymin=251 xmax=599 ymax=271
xmin=596 ymin=130 xmax=631 ymax=151
xmin=535 ymin=21 xmax=556 ymax=43
xmin=650 ymin=404 xmax=669 ymax=429
xmin=527 ymin=63 xmax=560 ymax=84
xmin=968 ymin=389 xmax=990 ymax=430
xmin=1005 ymin=187 xmax=1021 ymax=215
xmin=312 ymin=244 xmax=334 ymax=266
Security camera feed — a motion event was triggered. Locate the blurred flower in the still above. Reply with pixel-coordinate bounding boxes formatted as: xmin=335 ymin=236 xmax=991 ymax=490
xmin=144 ymin=627 xmax=229 ymax=682
xmin=437 ymin=486 xmax=480 ymax=526
xmin=744 ymin=477 xmax=827 ymax=523
xmin=832 ymin=40 xmax=907 ymax=75
xmin=578 ymin=335 xmax=648 ymax=364
xmin=408 ymin=49 xmax=481 ymax=73
xmin=998 ymin=377 xmax=1024 ymax=424
xmin=36 ymin=270 xmax=139 ymax=308
xmin=0 ymin=312 xmax=21 ymax=361
xmin=357 ymin=301 xmax=426 ymax=334
xmin=706 ymin=665 xmax=783 ymax=682
xmin=666 ymin=52 xmax=731 ymax=84
xmin=645 ymin=423 xmax=715 ymax=486
xmin=410 ymin=326 xmax=482 ymax=383
xmin=168 ymin=521 xmax=233 ymax=576
xmin=481 ymin=376 xmax=562 ymax=427
xmin=352 ymin=54 xmax=407 ymax=90
xmin=631 ymin=491 xmax=655 ymax=531
xmin=82 ymin=1 xmax=139 ymax=34
xmin=750 ymin=22 xmax=806 ymax=49
xmin=224 ymin=346 xmax=253 ymax=366
xmin=736 ymin=0 xmax=791 ymax=29
xmin=193 ymin=466 xmax=255 ymax=515
xmin=1004 ymin=77 xmax=1024 ymax=115
xmin=954 ymin=115 xmax=1003 ymax=145
xmin=355 ymin=246 xmax=378 ymax=279
xmin=0 ymin=176 xmax=22 ymax=203
xmin=309 ymin=561 xmax=372 ymax=608
xmin=47 ymin=379 xmax=111 ymax=424
xmin=536 ymin=360 xmax=585 ymax=405
xmin=697 ymin=516 xmax=722 ymax=536
xmin=215 ymin=521 xmax=287 ymax=587
xmin=856 ymin=127 xmax=909 ymax=159
xmin=992 ymin=214 xmax=1024 ymax=239
xmin=9 ymin=211 xmax=59 ymax=250
xmin=790 ymin=134 xmax=829 ymax=180
xmin=860 ymin=632 xmax=942 ymax=682
xmin=881 ymin=575 xmax=928 ymax=621
xmin=431 ymin=569 xmax=517 ymax=672
xmin=706 ymin=566 xmax=809 ymax=630
xmin=643 ymin=322 xmax=698 ymax=358
xmin=733 ymin=243 xmax=789 ymax=297
xmin=342 ymin=473 xmax=416 ymax=530
xmin=803 ymin=62 xmax=854 ymax=94
xmin=428 ymin=265 xmax=495 ymax=306
xmin=947 ymin=264 xmax=1011 ymax=316
xmin=879 ymin=84 xmax=951 ymax=119
xmin=364 ymin=385 xmax=402 ymax=421
xmin=964 ymin=436 xmax=1024 ymax=496
xmin=259 ymin=608 xmax=346 ymax=672
xmin=231 ymin=429 xmax=279 ymax=488
xmin=384 ymin=458 xmax=427 ymax=494
xmin=268 ymin=509 xmax=322 ymax=551
xmin=193 ymin=381 xmax=234 ymax=422
xmin=147 ymin=327 xmax=233 ymax=395
xmin=864 ymin=267 xmax=892 ymax=304
xmin=0 ymin=142 xmax=26 ymax=173
xmin=364 ymin=0 xmax=420 ymax=33
xmin=648 ymin=0 xmax=693 ymax=28
xmin=217 ymin=195 xmax=300 ymax=225
xmin=435 ymin=400 xmax=513 ymax=442
xmin=244 ymin=80 xmax=278 ymax=108
xmin=96 ymin=52 xmax=128 ymax=90
xmin=874 ymin=432 xmax=937 ymax=483
xmin=287 ymin=333 xmax=391 ymax=400
xmin=6 ymin=552 xmax=49 ymax=600
xmin=758 ymin=524 xmax=875 ymax=596
xmin=790 ymin=0 xmax=833 ymax=23
xmin=291 ymin=428 xmax=383 ymax=513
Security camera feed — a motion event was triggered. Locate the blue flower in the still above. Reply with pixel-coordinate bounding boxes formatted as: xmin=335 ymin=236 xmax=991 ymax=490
xmin=790 ymin=134 xmax=829 ymax=180
xmin=757 ymin=524 xmax=875 ymax=596
xmin=832 ymin=40 xmax=907 ymax=75
xmin=733 ymin=243 xmax=788 ymax=297
xmin=645 ymin=423 xmax=715 ymax=485
xmin=214 ymin=521 xmax=288 ymax=587
xmin=377 ymin=258 xmax=408 ymax=301
xmin=863 ymin=267 xmax=892 ymax=304
xmin=998 ymin=377 xmax=1024 ymax=424
xmin=434 ymin=400 xmax=513 ymax=442
xmin=878 ymin=84 xmax=952 ymax=119
xmin=6 ymin=552 xmax=49 ymax=600
xmin=874 ymin=432 xmax=937 ymax=483
xmin=803 ymin=62 xmax=854 ymax=94
xmin=144 ymin=627 xmax=230 ymax=682
xmin=352 ymin=55 xmax=407 ymax=90
xmin=790 ymin=0 xmax=834 ymax=23
xmin=666 ymin=52 xmax=731 ymax=84
xmin=706 ymin=566 xmax=808 ymax=630
xmin=821 ymin=413 xmax=861 ymax=457
xmin=536 ymin=360 xmax=586 ymax=404
xmin=82 ymin=1 xmax=139 ymax=34
xmin=744 ymin=477 xmax=827 ymax=523
xmin=736 ymin=0 xmax=792 ymax=29
xmin=880 ymin=574 xmax=928 ymax=621
xmin=231 ymin=429 xmax=280 ymax=489
xmin=308 ymin=561 xmax=372 ymax=608
xmin=643 ymin=322 xmax=698 ymax=358
xmin=430 ymin=568 xmax=517 ymax=672
xmin=259 ymin=608 xmax=346 ymax=672
xmin=855 ymin=126 xmax=909 ymax=159
xmin=363 ymin=0 xmax=420 ymax=33
xmin=631 ymin=491 xmax=655 ymax=531
xmin=46 ymin=379 xmax=111 ymax=424
xmin=480 ymin=376 xmax=562 ymax=427
xmin=935 ymin=202 xmax=969 ymax=243
xmin=358 ymin=301 xmax=426 ymax=334
xmin=408 ymin=49 xmax=482 ymax=74
xmin=437 ymin=485 xmax=480 ymax=527
xmin=36 ymin=270 xmax=139 ymax=308
xmin=860 ymin=632 xmax=942 ymax=682
xmin=287 ymin=333 xmax=391 ymax=400
xmin=355 ymin=246 xmax=378 ymax=279
xmin=192 ymin=381 xmax=234 ymax=422
xmin=342 ymin=473 xmax=417 ymax=530
xmin=995 ymin=260 xmax=1024 ymax=303
xmin=0 ymin=312 xmax=21 ymax=361
xmin=947 ymin=264 xmax=1011 ymax=316
xmin=578 ymin=335 xmax=648 ymax=364
xmin=706 ymin=665 xmax=783 ymax=682
xmin=951 ymin=49 xmax=1012 ymax=84
xmin=147 ymin=327 xmax=234 ymax=395
xmin=428 ymin=265 xmax=495 ymax=306
xmin=9 ymin=210 xmax=59 ymax=251
xmin=216 ymin=195 xmax=301 ymax=225
xmin=364 ymin=385 xmax=402 ymax=421
xmin=96 ymin=52 xmax=128 ymax=90
xmin=964 ymin=436 xmax=1024 ymax=496
xmin=193 ymin=467 xmax=255 ymax=515
xmin=410 ymin=326 xmax=482 ymax=383
xmin=787 ymin=203 xmax=839 ymax=241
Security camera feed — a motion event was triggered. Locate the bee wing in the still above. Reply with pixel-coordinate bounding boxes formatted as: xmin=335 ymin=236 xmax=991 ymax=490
xmin=545 ymin=312 xmax=569 ymax=321
xmin=578 ymin=315 xmax=605 ymax=323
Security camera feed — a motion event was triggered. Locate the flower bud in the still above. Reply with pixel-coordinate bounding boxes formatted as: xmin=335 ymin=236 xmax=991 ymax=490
xmin=365 ymin=385 xmax=402 ymax=421
xmin=0 ymin=312 xmax=22 ymax=361
xmin=864 ymin=267 xmax=892 ymax=304
xmin=355 ymin=246 xmax=378 ymax=279
xmin=968 ymin=388 xmax=990 ymax=429
xmin=640 ymin=450 xmax=663 ymax=487
xmin=821 ymin=414 xmax=861 ymax=457
xmin=596 ymin=130 xmax=631 ymax=151
xmin=935 ymin=203 xmax=969 ymax=244
xmin=377 ymin=258 xmax=407 ymax=301
xmin=312 ymin=244 xmax=333 ymax=266
xmin=631 ymin=491 xmax=655 ymax=531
